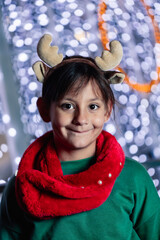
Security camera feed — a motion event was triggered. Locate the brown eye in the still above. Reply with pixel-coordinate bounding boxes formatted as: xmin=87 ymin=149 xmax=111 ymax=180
xmin=61 ymin=103 xmax=74 ymax=110
xmin=89 ymin=104 xmax=99 ymax=110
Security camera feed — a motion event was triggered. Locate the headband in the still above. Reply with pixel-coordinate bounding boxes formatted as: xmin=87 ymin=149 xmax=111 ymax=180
xmin=32 ymin=34 xmax=125 ymax=84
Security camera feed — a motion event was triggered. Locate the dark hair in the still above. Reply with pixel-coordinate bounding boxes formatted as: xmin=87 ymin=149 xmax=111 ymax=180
xmin=42 ymin=56 xmax=115 ymax=114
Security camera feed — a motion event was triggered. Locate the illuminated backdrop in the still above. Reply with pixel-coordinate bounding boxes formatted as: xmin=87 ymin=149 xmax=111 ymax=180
xmin=0 ymin=0 xmax=160 ymax=194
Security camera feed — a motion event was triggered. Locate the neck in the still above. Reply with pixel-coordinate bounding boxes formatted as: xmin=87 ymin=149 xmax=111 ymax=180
xmin=55 ymin=144 xmax=96 ymax=162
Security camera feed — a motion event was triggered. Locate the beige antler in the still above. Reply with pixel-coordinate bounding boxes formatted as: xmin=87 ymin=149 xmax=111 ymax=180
xmin=32 ymin=34 xmax=64 ymax=82
xmin=32 ymin=61 xmax=49 ymax=83
xmin=37 ymin=34 xmax=63 ymax=67
xmin=95 ymin=40 xmax=123 ymax=71
xmin=32 ymin=35 xmax=124 ymax=84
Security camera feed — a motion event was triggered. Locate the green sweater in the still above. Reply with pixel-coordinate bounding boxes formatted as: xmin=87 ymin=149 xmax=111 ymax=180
xmin=0 ymin=157 xmax=160 ymax=240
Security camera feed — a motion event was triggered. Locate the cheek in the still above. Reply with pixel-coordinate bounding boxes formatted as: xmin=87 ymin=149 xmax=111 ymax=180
xmin=93 ymin=115 xmax=106 ymax=127
xmin=51 ymin=112 xmax=72 ymax=127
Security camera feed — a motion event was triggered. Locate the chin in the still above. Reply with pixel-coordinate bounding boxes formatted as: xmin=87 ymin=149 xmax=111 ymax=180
xmin=69 ymin=140 xmax=95 ymax=150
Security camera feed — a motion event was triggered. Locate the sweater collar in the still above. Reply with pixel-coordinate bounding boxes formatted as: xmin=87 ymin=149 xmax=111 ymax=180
xmin=61 ymin=156 xmax=96 ymax=175
xmin=15 ymin=130 xmax=125 ymax=219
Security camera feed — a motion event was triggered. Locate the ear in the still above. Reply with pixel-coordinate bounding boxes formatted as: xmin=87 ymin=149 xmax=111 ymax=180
xmin=108 ymin=72 xmax=125 ymax=84
xmin=104 ymin=100 xmax=113 ymax=122
xmin=37 ymin=97 xmax=51 ymax=122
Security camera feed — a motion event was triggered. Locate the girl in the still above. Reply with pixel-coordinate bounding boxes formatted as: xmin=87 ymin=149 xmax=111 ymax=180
xmin=0 ymin=34 xmax=160 ymax=240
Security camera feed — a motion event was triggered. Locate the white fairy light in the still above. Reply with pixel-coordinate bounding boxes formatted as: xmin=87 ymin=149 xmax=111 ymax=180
xmin=125 ymin=131 xmax=134 ymax=143
xmin=35 ymin=129 xmax=44 ymax=137
xmin=8 ymin=4 xmax=16 ymax=11
xmin=24 ymin=23 xmax=33 ymax=31
xmin=153 ymin=179 xmax=159 ymax=188
xmin=153 ymin=147 xmax=160 ymax=158
xmin=114 ymin=8 xmax=123 ymax=15
xmin=66 ymin=49 xmax=75 ymax=56
xmin=16 ymin=39 xmax=24 ymax=47
xmin=35 ymin=0 xmax=44 ymax=6
xmin=28 ymin=104 xmax=37 ymax=113
xmin=24 ymin=37 xmax=32 ymax=45
xmin=21 ymin=77 xmax=29 ymax=85
xmin=148 ymin=168 xmax=155 ymax=177
xmin=18 ymin=53 xmax=29 ymax=62
xmin=139 ymin=154 xmax=147 ymax=163
xmin=38 ymin=14 xmax=49 ymax=26
xmin=8 ymin=128 xmax=17 ymax=137
xmin=79 ymin=51 xmax=89 ymax=57
xmin=105 ymin=124 xmax=116 ymax=135
xmin=62 ymin=11 xmax=71 ymax=18
xmin=15 ymin=157 xmax=21 ymax=165
xmin=129 ymin=94 xmax=138 ymax=104
xmin=145 ymin=137 xmax=153 ymax=146
xmin=126 ymin=0 xmax=134 ymax=6
xmin=8 ymin=25 xmax=16 ymax=32
xmin=9 ymin=11 xmax=18 ymax=19
xmin=120 ymin=115 xmax=128 ymax=125
xmin=1 ymin=144 xmax=8 ymax=153
xmin=118 ymin=20 xmax=127 ymax=28
xmin=83 ymin=23 xmax=91 ymax=30
xmin=88 ymin=43 xmax=98 ymax=52
xmin=129 ymin=145 xmax=138 ymax=154
xmin=141 ymin=99 xmax=149 ymax=108
xmin=4 ymin=0 xmax=12 ymax=5
xmin=2 ymin=114 xmax=10 ymax=124
xmin=122 ymin=12 xmax=130 ymax=20
xmin=69 ymin=3 xmax=78 ymax=10
xmin=28 ymin=67 xmax=34 ymax=75
xmin=70 ymin=39 xmax=79 ymax=47
xmin=0 ymin=180 xmax=6 ymax=184
xmin=108 ymin=32 xmax=117 ymax=40
xmin=132 ymin=118 xmax=140 ymax=128
xmin=121 ymin=33 xmax=131 ymax=42
xmin=28 ymin=82 xmax=38 ymax=91
xmin=13 ymin=19 xmax=21 ymax=27
xmin=86 ymin=3 xmax=95 ymax=11
xmin=74 ymin=9 xmax=84 ymax=17
xmin=118 ymin=137 xmax=126 ymax=147
xmin=58 ymin=0 xmax=65 ymax=3
xmin=119 ymin=95 xmax=128 ymax=105
xmin=60 ymin=18 xmax=69 ymax=25
xmin=55 ymin=24 xmax=64 ymax=32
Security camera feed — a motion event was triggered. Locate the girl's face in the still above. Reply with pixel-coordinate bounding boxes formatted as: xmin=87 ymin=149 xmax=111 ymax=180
xmin=48 ymin=81 xmax=111 ymax=157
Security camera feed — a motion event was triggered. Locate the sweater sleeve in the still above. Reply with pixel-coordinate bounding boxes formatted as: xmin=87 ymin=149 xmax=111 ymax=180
xmin=0 ymin=176 xmax=27 ymax=240
xmin=135 ymin=210 xmax=160 ymax=239
xmin=127 ymin=159 xmax=160 ymax=239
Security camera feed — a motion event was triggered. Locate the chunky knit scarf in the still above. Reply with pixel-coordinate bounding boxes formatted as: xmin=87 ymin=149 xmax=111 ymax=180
xmin=15 ymin=130 xmax=125 ymax=219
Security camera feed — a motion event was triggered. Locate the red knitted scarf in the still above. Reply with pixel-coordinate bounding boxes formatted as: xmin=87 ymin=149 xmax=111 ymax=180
xmin=15 ymin=130 xmax=125 ymax=219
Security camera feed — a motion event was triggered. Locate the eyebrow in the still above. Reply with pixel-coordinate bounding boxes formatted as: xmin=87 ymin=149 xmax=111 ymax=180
xmin=63 ymin=97 xmax=103 ymax=102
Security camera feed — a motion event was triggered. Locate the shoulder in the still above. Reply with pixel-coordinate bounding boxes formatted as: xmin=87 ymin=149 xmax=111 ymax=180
xmin=120 ymin=157 xmax=160 ymax=209
xmin=124 ymin=157 xmax=146 ymax=172
xmin=121 ymin=157 xmax=152 ymax=181
xmin=114 ymin=157 xmax=160 ymax=228
xmin=0 ymin=175 xmax=24 ymax=233
xmin=0 ymin=176 xmax=16 ymax=221
xmin=117 ymin=157 xmax=160 ymax=203
xmin=1 ymin=175 xmax=16 ymax=207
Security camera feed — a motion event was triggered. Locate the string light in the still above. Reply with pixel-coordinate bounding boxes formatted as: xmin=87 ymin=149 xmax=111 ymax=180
xmin=8 ymin=128 xmax=17 ymax=137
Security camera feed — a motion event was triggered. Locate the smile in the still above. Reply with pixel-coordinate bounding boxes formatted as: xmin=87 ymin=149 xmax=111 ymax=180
xmin=67 ymin=128 xmax=93 ymax=134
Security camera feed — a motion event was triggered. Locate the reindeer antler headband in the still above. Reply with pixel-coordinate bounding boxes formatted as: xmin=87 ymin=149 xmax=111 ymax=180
xmin=32 ymin=34 xmax=125 ymax=84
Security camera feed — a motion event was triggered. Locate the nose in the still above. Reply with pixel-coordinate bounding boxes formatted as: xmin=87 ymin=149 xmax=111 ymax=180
xmin=72 ymin=108 xmax=89 ymax=126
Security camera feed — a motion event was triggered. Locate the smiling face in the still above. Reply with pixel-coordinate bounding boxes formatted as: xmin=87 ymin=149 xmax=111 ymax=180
xmin=45 ymin=80 xmax=111 ymax=160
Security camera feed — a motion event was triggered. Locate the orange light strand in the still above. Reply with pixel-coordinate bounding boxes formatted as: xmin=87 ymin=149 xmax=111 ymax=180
xmin=98 ymin=0 xmax=160 ymax=93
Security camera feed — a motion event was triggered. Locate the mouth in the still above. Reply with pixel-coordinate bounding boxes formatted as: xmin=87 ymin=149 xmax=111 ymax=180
xmin=67 ymin=128 xmax=93 ymax=134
